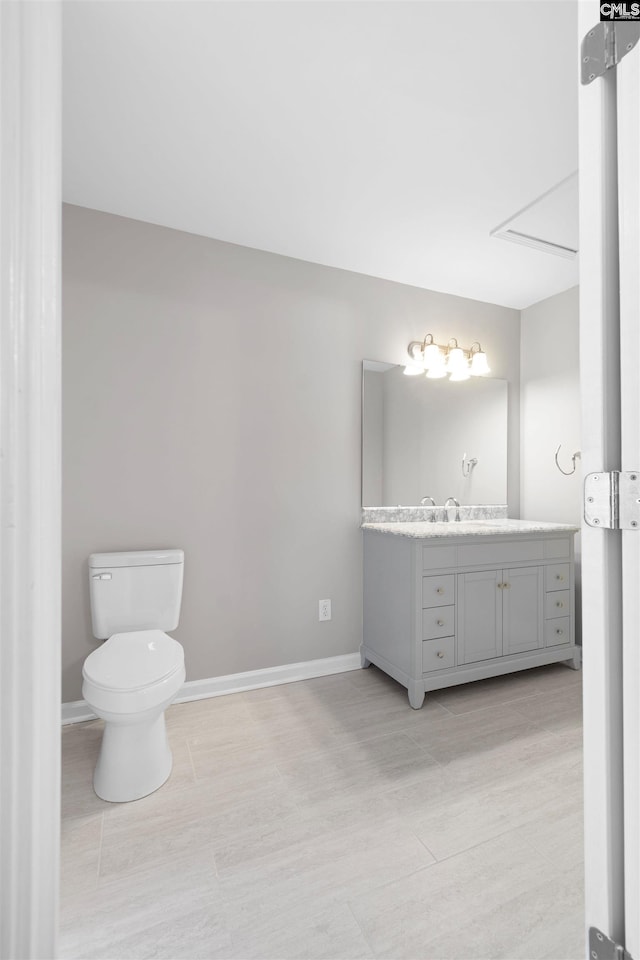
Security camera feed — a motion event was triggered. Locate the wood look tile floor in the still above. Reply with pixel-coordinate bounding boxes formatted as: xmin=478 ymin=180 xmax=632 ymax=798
xmin=60 ymin=663 xmax=584 ymax=960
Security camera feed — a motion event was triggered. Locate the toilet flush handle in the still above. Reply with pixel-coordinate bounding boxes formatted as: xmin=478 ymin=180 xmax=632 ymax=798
xmin=92 ymin=572 xmax=112 ymax=580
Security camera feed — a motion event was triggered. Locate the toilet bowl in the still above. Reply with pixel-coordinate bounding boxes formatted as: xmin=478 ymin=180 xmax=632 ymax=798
xmin=83 ymin=630 xmax=185 ymax=802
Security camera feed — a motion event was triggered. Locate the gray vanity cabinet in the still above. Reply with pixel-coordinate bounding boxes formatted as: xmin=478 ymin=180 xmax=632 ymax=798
xmin=362 ymin=528 xmax=579 ymax=709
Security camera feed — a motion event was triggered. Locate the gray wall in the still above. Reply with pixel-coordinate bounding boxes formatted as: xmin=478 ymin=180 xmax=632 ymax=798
xmin=520 ymin=286 xmax=580 ymax=523
xmin=62 ymin=204 xmax=521 ymax=702
xmin=520 ymin=285 xmax=581 ymax=637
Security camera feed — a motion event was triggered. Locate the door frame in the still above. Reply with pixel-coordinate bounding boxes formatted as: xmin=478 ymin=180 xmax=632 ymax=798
xmin=0 ymin=3 xmax=62 ymax=958
xmin=579 ymin=0 xmax=640 ymax=954
xmin=615 ymin=14 xmax=640 ymax=953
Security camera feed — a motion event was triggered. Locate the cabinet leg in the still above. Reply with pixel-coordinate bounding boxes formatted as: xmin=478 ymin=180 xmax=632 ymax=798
xmin=563 ymin=648 xmax=582 ymax=671
xmin=408 ymin=681 xmax=425 ymax=710
xmin=360 ymin=647 xmax=371 ymax=669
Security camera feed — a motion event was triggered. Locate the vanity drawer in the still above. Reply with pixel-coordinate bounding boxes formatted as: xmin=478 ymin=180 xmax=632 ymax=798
xmin=544 ymin=590 xmax=571 ymax=619
xmin=544 ymin=538 xmax=572 ymax=560
xmin=422 ymin=636 xmax=455 ymax=673
xmin=422 ymin=605 xmax=455 ymax=641
xmin=545 ymin=617 xmax=572 ymax=647
xmin=422 ymin=544 xmax=457 ymax=571
xmin=422 ymin=575 xmax=455 ymax=608
xmin=457 ymin=539 xmax=544 ymax=567
xmin=545 ymin=563 xmax=571 ymax=591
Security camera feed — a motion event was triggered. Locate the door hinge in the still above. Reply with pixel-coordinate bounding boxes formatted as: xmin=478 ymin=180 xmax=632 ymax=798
xmin=589 ymin=927 xmax=635 ymax=960
xmin=584 ymin=471 xmax=640 ymax=529
xmin=581 ymin=21 xmax=640 ymax=85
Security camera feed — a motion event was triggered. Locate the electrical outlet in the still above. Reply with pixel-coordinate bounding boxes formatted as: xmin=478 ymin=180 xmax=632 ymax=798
xmin=319 ymin=599 xmax=331 ymax=621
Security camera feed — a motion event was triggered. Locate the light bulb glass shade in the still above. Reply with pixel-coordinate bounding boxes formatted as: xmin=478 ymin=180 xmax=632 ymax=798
xmin=403 ymin=363 xmax=425 ymax=376
xmin=423 ymin=343 xmax=442 ymax=369
xmin=446 ymin=346 xmax=466 ymax=372
xmin=425 ymin=361 xmax=447 ymax=379
xmin=470 ymin=350 xmax=490 ymax=376
xmin=449 ymin=367 xmax=471 ymax=382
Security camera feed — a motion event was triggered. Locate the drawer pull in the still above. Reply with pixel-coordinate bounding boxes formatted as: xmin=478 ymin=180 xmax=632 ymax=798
xmin=437 ymin=619 xmax=445 ymax=627
xmin=556 ymin=574 xmax=564 ymax=581
xmin=556 ymin=601 xmax=564 ymax=609
xmin=556 ymin=628 xmax=564 ymax=636
xmin=437 ymin=651 xmax=445 ymax=659
xmin=436 ymin=587 xmax=444 ymax=594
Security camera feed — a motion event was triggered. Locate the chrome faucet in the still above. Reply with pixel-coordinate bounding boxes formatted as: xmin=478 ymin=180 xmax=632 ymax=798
xmin=420 ymin=496 xmax=437 ymax=522
xmin=444 ymin=497 xmax=461 ymax=522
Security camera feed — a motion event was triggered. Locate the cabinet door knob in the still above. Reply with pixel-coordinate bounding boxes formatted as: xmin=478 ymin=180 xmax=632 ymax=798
xmin=556 ymin=601 xmax=564 ymax=608
xmin=497 ymin=583 xmax=503 ymax=589
xmin=437 ymin=651 xmax=445 ymax=659
xmin=556 ymin=628 xmax=564 ymax=636
xmin=436 ymin=587 xmax=444 ymax=594
xmin=556 ymin=574 xmax=564 ymax=581
xmin=437 ymin=619 xmax=445 ymax=627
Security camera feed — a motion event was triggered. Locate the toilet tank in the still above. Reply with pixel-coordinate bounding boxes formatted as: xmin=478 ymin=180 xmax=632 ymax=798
xmin=89 ymin=549 xmax=184 ymax=639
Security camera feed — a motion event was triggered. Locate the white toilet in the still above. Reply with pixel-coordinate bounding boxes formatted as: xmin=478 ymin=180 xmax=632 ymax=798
xmin=82 ymin=549 xmax=186 ymax=803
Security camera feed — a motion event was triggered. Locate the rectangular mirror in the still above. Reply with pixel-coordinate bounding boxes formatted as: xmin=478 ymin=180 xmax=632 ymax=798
xmin=362 ymin=360 xmax=508 ymax=506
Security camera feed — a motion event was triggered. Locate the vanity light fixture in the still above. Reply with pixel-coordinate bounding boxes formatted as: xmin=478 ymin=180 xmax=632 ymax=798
xmin=403 ymin=361 xmax=425 ymax=376
xmin=449 ymin=367 xmax=471 ymax=382
xmin=423 ymin=335 xmax=443 ymax=369
xmin=404 ymin=335 xmax=491 ymax=381
xmin=445 ymin=339 xmax=466 ymax=373
xmin=425 ymin=357 xmax=447 ymax=379
xmin=470 ymin=341 xmax=491 ymax=376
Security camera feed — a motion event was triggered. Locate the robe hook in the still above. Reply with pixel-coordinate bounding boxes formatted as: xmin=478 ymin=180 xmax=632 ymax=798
xmin=554 ymin=444 xmax=581 ymax=476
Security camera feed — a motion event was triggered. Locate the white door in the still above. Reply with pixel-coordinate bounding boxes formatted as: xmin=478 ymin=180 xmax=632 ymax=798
xmin=579 ymin=2 xmax=640 ymax=956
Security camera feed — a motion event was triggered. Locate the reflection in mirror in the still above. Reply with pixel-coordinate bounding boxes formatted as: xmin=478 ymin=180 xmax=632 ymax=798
xmin=362 ymin=361 xmax=508 ymax=506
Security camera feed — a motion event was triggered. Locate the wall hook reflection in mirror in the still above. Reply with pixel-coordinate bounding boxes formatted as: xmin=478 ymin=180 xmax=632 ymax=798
xmin=554 ymin=444 xmax=581 ymax=476
xmin=462 ymin=453 xmax=478 ymax=478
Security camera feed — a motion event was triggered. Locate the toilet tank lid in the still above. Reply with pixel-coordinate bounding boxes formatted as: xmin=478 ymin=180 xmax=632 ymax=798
xmin=89 ymin=549 xmax=184 ymax=569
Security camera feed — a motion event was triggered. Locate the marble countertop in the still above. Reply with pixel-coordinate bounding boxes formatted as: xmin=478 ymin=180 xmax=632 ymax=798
xmin=361 ymin=518 xmax=580 ymax=539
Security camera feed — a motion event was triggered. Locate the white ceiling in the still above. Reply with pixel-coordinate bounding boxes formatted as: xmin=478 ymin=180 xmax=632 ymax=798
xmin=62 ymin=0 xmax=579 ymax=310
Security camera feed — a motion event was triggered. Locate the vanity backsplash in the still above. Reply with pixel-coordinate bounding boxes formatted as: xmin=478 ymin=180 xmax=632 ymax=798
xmin=361 ymin=504 xmax=508 ymax=524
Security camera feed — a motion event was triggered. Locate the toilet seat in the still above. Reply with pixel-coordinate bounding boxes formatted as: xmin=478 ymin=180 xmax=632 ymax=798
xmin=82 ymin=630 xmax=185 ymax=718
xmin=83 ymin=630 xmax=184 ymax=692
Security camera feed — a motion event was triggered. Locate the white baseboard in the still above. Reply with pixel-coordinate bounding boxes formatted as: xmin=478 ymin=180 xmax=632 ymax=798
xmin=61 ymin=651 xmax=362 ymax=725
xmin=61 ymin=699 xmax=97 ymax=725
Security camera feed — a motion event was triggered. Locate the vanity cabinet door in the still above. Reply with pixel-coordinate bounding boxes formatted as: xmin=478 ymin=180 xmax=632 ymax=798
xmin=502 ymin=566 xmax=543 ymax=656
xmin=457 ymin=569 xmax=503 ymax=664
